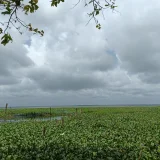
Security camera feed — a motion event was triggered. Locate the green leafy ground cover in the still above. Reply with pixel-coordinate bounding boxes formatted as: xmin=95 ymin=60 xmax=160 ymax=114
xmin=0 ymin=107 xmax=160 ymax=159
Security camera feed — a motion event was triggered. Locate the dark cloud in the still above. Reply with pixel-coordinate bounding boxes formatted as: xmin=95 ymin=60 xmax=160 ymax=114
xmin=0 ymin=76 xmax=19 ymax=85
xmin=0 ymin=33 xmax=34 ymax=85
xmin=28 ymin=67 xmax=105 ymax=91
xmin=139 ymin=73 xmax=160 ymax=84
xmin=107 ymin=0 xmax=160 ymax=84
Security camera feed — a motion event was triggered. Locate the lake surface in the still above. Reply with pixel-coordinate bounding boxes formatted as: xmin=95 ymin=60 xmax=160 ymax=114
xmin=0 ymin=116 xmax=62 ymax=123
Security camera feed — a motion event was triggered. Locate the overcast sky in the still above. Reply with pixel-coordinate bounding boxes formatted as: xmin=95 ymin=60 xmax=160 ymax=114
xmin=0 ymin=0 xmax=160 ymax=107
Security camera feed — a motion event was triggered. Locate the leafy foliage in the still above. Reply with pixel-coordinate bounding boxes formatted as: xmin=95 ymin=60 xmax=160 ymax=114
xmin=0 ymin=107 xmax=160 ymax=159
xmin=0 ymin=0 xmax=117 ymax=45
xmin=1 ymin=33 xmax=12 ymax=45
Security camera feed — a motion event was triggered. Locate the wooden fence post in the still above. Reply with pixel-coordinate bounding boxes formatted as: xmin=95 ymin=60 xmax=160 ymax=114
xmin=50 ymin=107 xmax=51 ymax=120
xmin=80 ymin=108 xmax=82 ymax=114
xmin=5 ymin=103 xmax=8 ymax=114
xmin=61 ymin=117 xmax=64 ymax=126
xmin=75 ymin=108 xmax=78 ymax=115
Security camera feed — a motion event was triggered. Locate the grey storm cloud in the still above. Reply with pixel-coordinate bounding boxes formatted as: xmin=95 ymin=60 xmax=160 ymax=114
xmin=1 ymin=0 xmax=160 ymax=106
xmin=106 ymin=0 xmax=160 ymax=84
xmin=0 ymin=35 xmax=34 ymax=86
xmin=138 ymin=73 xmax=160 ymax=84
xmin=28 ymin=67 xmax=106 ymax=91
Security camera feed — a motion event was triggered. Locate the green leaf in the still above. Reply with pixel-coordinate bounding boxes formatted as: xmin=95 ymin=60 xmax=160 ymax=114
xmin=0 ymin=28 xmax=2 ymax=34
xmin=1 ymin=11 xmax=10 ymax=15
xmin=51 ymin=0 xmax=64 ymax=7
xmin=33 ymin=0 xmax=38 ymax=4
xmin=35 ymin=4 xmax=39 ymax=10
xmin=96 ymin=10 xmax=99 ymax=15
xmin=1 ymin=33 xmax=13 ymax=46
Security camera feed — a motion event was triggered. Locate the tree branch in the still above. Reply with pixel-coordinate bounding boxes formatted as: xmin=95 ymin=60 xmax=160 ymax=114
xmin=4 ymin=6 xmax=17 ymax=33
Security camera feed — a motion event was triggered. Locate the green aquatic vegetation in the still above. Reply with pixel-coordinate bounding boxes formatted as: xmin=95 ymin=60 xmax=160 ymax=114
xmin=0 ymin=107 xmax=160 ymax=159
